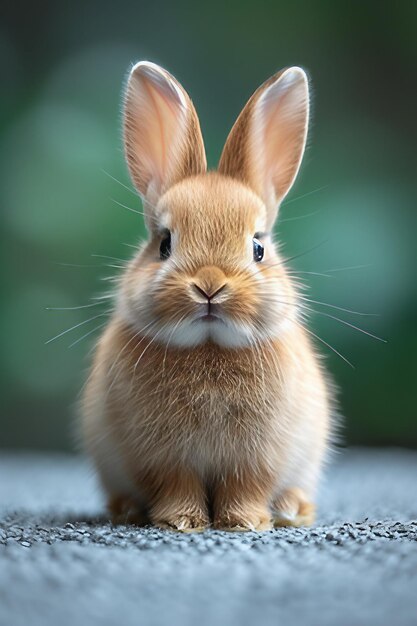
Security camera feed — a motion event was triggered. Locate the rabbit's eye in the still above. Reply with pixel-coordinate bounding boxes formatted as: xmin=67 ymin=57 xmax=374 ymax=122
xmin=160 ymin=231 xmax=171 ymax=260
xmin=253 ymin=238 xmax=264 ymax=262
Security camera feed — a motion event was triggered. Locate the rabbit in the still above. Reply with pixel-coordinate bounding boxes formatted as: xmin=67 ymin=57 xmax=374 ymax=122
xmin=82 ymin=61 xmax=333 ymax=532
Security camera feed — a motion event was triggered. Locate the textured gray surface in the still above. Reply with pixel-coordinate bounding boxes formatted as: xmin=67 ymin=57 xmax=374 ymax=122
xmin=1 ymin=449 xmax=417 ymax=626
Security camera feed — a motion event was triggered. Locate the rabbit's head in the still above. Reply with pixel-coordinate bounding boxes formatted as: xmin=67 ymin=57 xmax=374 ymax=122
xmin=117 ymin=62 xmax=309 ymax=349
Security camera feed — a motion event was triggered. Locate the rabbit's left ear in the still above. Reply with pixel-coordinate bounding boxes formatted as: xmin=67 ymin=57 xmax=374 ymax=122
xmin=218 ymin=67 xmax=309 ymax=228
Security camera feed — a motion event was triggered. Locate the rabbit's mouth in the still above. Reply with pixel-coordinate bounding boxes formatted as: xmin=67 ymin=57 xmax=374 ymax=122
xmin=194 ymin=301 xmax=225 ymax=324
xmin=195 ymin=313 xmax=224 ymax=323
xmin=146 ymin=310 xmax=254 ymax=349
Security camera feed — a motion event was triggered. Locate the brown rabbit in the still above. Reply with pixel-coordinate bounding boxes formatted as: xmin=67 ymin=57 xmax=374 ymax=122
xmin=82 ymin=61 xmax=332 ymax=531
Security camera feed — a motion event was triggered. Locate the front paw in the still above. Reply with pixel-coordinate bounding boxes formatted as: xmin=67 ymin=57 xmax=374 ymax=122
xmin=214 ymin=509 xmax=272 ymax=532
xmin=272 ymin=488 xmax=315 ymax=527
xmin=108 ymin=495 xmax=147 ymax=526
xmin=153 ymin=513 xmax=209 ymax=533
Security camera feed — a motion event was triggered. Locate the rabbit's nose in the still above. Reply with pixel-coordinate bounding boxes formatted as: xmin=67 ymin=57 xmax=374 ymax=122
xmin=192 ymin=283 xmax=227 ymax=301
xmin=191 ymin=266 xmax=228 ymax=302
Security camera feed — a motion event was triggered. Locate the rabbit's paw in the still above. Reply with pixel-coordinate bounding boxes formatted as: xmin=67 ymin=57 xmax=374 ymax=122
xmin=214 ymin=508 xmax=272 ymax=532
xmin=108 ymin=495 xmax=147 ymax=526
xmin=154 ymin=513 xmax=209 ymax=533
xmin=272 ymin=488 xmax=315 ymax=527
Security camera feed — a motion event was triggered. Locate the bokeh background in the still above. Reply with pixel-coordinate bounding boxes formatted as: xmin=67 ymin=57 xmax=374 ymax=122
xmin=1 ymin=0 xmax=416 ymax=451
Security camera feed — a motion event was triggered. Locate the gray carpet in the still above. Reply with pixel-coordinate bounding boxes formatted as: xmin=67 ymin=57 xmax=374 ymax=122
xmin=1 ymin=449 xmax=416 ymax=626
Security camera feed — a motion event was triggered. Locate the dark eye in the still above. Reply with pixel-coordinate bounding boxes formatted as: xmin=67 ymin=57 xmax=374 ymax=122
xmin=160 ymin=231 xmax=171 ymax=260
xmin=253 ymin=237 xmax=264 ymax=262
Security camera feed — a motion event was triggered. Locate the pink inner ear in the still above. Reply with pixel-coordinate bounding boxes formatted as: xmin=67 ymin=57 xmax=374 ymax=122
xmin=124 ymin=62 xmax=207 ymax=208
xmin=250 ymin=69 xmax=309 ymax=214
xmin=137 ymin=62 xmax=187 ymax=111
xmin=124 ymin=64 xmax=189 ymax=198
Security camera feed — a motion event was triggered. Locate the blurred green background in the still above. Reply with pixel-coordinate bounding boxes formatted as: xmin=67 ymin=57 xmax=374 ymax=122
xmin=1 ymin=0 xmax=416 ymax=451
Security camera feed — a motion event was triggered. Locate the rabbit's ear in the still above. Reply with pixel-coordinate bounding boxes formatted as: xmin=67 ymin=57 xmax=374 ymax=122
xmin=218 ymin=67 xmax=309 ymax=228
xmin=123 ymin=61 xmax=207 ymax=210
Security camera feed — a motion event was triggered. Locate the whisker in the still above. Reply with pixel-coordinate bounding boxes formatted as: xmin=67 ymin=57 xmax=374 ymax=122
xmin=286 ymin=270 xmax=332 ymax=278
xmin=132 ymin=323 xmax=169 ymax=380
xmin=111 ymin=197 xmax=146 ymax=217
xmin=130 ymin=310 xmax=185 ymax=384
xmin=101 ymin=264 xmax=125 ymax=270
xmin=45 ymin=313 xmax=108 ymax=345
xmin=281 ymin=184 xmax=330 ymax=207
xmin=68 ymin=322 xmax=107 ymax=348
xmin=52 ymin=261 xmax=100 ymax=268
xmin=280 ymin=209 xmax=321 ymax=223
xmin=107 ymin=318 xmax=158 ymax=381
xmin=160 ymin=313 xmax=188 ymax=376
xmin=300 ymin=324 xmax=354 ymax=369
xmin=46 ymin=301 xmax=105 ymax=311
xmin=91 ymin=254 xmax=128 ymax=264
xmin=237 ymin=240 xmax=329 ymax=283
xmin=101 ymin=169 xmax=138 ymax=197
xmin=254 ymin=290 xmax=384 ymax=345
xmin=300 ymin=296 xmax=379 ymax=317
xmin=283 ymin=239 xmax=330 ymax=265
xmin=304 ymin=307 xmax=386 ymax=342
xmin=325 ymin=264 xmax=373 ymax=273
xmin=122 ymin=242 xmax=142 ymax=250
xmin=102 ymin=169 xmax=160 ymax=222
xmin=91 ymin=294 xmax=114 ymax=301
xmin=53 ymin=260 xmax=127 ymax=270
xmin=100 ymin=276 xmax=121 ymax=283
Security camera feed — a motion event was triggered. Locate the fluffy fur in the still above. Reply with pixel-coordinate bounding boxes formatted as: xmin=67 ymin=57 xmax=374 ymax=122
xmin=82 ymin=61 xmax=332 ymax=531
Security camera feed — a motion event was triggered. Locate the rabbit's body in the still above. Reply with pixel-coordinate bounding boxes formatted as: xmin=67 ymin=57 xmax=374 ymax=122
xmin=82 ymin=63 xmax=333 ymax=530
xmin=84 ymin=311 xmax=329 ymax=530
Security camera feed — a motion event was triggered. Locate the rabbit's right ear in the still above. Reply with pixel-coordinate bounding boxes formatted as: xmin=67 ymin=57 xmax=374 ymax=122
xmin=123 ymin=62 xmax=206 ymax=220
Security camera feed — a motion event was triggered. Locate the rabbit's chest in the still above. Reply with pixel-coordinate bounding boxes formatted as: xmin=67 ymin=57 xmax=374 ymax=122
xmin=121 ymin=340 xmax=287 ymax=471
xmin=131 ymin=377 xmax=283 ymax=473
